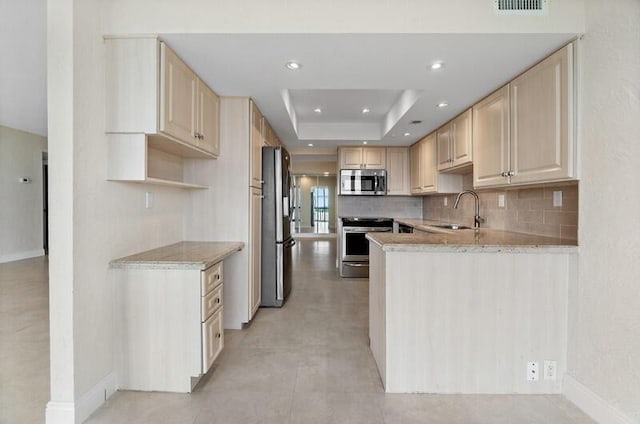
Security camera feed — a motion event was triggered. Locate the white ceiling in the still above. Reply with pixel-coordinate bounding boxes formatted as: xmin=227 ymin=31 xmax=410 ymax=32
xmin=0 ymin=0 xmax=47 ymax=136
xmin=163 ymin=33 xmax=576 ymax=155
xmin=0 ymin=6 xmax=575 ymax=151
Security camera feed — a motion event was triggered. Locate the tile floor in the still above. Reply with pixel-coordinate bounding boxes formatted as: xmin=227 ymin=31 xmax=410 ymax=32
xmin=0 ymin=242 xmax=596 ymax=424
xmin=0 ymin=256 xmax=50 ymax=424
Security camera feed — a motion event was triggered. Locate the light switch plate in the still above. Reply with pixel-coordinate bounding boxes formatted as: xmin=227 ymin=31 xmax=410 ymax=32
xmin=544 ymin=360 xmax=557 ymax=380
xmin=145 ymin=191 xmax=153 ymax=209
xmin=498 ymin=194 xmax=505 ymax=208
xmin=443 ymin=197 xmax=448 ymax=207
xmin=553 ymin=191 xmax=562 ymax=207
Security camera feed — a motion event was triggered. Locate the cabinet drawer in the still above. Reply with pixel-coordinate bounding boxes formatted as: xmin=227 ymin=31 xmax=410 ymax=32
xmin=202 ymin=307 xmax=224 ymax=373
xmin=202 ymin=284 xmax=223 ymax=322
xmin=201 ymin=262 xmax=223 ymax=296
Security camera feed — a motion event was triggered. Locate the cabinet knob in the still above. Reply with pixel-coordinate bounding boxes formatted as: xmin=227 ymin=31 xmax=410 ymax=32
xmin=216 ymin=332 xmax=222 ymax=339
xmin=216 ymin=298 xmax=221 ymax=304
xmin=215 ymin=274 xmax=220 ymax=280
xmin=501 ymin=171 xmax=508 ymax=177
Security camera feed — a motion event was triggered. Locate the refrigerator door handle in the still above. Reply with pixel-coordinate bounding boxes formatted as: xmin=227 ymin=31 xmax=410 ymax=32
xmin=284 ymin=239 xmax=296 ymax=248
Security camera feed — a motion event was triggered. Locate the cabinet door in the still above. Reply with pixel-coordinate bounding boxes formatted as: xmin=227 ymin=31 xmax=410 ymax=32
xmin=451 ymin=108 xmax=473 ymax=168
xmin=473 ymin=85 xmax=510 ymax=188
xmin=436 ymin=124 xmax=452 ymax=171
xmin=409 ymin=143 xmax=422 ymax=194
xmin=159 ymin=43 xmax=197 ymax=145
xmin=419 ymin=134 xmax=437 ymax=192
xmin=249 ymin=188 xmax=262 ymax=318
xmin=196 ymin=80 xmax=220 ymax=156
xmin=202 ymin=307 xmax=223 ymax=373
xmin=363 ymin=147 xmax=386 ymax=169
xmin=510 ymin=44 xmax=574 ymax=185
xmin=386 ymin=147 xmax=410 ymax=195
xmin=340 ymin=147 xmax=363 ymax=169
xmin=250 ymin=101 xmax=264 ymax=188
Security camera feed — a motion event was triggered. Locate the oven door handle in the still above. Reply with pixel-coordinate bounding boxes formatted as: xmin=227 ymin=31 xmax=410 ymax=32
xmin=344 ymin=227 xmax=392 ymax=233
xmin=343 ymin=262 xmax=369 ymax=267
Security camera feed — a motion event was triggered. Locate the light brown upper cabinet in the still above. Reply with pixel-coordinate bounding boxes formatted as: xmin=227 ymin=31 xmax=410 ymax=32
xmin=473 ymin=85 xmax=511 ymax=188
xmin=250 ymin=100 xmax=264 ymax=189
xmin=195 ymin=80 xmax=220 ymax=156
xmin=410 ymin=133 xmax=463 ymax=195
xmin=105 ymin=36 xmax=219 ymax=188
xmin=105 ymin=37 xmax=220 ymax=157
xmin=473 ymin=43 xmax=576 ymax=188
xmin=386 ymin=147 xmax=410 ymax=195
xmin=437 ymin=109 xmax=473 ymax=172
xmin=339 ymin=147 xmax=387 ymax=170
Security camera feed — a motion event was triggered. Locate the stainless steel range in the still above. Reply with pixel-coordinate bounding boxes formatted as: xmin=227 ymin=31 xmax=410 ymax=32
xmin=340 ymin=217 xmax=393 ymax=278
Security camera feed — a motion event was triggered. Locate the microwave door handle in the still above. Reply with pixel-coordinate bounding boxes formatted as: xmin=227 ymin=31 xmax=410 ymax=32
xmin=374 ymin=175 xmax=379 ymax=191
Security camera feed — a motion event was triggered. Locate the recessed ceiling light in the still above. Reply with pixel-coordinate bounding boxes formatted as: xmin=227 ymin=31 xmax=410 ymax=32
xmin=404 ymin=132 xmax=411 ymax=137
xmin=362 ymin=141 xmax=368 ymax=145
xmin=314 ymin=107 xmax=322 ymax=113
xmin=437 ymin=102 xmax=449 ymax=108
xmin=431 ymin=62 xmax=443 ymax=70
xmin=285 ymin=61 xmax=302 ymax=70
xmin=362 ymin=107 xmax=371 ymax=114
xmin=307 ymin=143 xmax=313 ymax=147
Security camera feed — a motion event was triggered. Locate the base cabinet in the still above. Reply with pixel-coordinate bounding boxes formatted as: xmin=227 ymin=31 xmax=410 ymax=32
xmin=116 ymin=261 xmax=226 ymax=393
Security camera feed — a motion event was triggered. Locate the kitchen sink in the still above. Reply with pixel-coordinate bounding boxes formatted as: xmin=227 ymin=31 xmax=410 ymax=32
xmin=431 ymin=224 xmax=471 ymax=230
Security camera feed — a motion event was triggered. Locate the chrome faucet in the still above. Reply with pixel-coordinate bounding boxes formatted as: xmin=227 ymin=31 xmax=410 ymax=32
xmin=454 ymin=190 xmax=482 ymax=228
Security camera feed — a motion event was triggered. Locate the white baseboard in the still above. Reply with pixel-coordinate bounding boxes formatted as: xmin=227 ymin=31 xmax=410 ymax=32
xmin=563 ymin=374 xmax=634 ymax=424
xmin=45 ymin=401 xmax=75 ymax=424
xmin=76 ymin=372 xmax=118 ymax=423
xmin=45 ymin=372 xmax=118 ymax=424
xmin=0 ymin=249 xmax=45 ymax=263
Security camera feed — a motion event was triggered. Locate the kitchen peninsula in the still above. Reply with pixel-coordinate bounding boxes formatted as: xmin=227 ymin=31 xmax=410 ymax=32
xmin=367 ymin=226 xmax=577 ymax=395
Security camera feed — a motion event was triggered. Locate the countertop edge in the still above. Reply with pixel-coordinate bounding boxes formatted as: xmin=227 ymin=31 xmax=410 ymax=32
xmin=110 ymin=241 xmax=245 ymax=270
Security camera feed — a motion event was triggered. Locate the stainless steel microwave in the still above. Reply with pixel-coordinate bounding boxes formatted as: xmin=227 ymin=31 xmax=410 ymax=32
xmin=340 ymin=169 xmax=386 ymax=195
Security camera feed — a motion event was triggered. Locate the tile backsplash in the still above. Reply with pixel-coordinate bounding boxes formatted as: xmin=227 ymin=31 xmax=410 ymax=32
xmin=422 ymin=180 xmax=578 ymax=240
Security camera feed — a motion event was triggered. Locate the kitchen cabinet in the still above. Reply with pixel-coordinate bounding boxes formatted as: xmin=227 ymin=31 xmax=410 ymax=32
xmin=474 ymin=43 xmax=576 ymax=188
xmin=386 ymin=147 xmax=410 ymax=195
xmin=339 ymin=147 xmax=386 ymax=170
xmin=473 ymin=85 xmax=511 ymax=188
xmin=410 ymin=133 xmax=462 ymax=195
xmin=437 ymin=108 xmax=473 ymax=172
xmin=249 ymin=187 xmax=262 ymax=317
xmin=112 ymin=242 xmax=243 ymax=393
xmin=105 ymin=36 xmax=220 ymax=189
xmin=263 ymin=120 xmax=281 ymax=147
xmin=250 ymin=100 xmax=264 ymax=188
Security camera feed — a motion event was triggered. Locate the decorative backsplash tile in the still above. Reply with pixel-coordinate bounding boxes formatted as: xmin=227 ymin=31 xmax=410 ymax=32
xmin=422 ymin=181 xmax=578 ymax=241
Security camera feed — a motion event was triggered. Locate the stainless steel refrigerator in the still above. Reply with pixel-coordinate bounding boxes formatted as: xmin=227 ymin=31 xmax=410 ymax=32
xmin=261 ymin=146 xmax=294 ymax=307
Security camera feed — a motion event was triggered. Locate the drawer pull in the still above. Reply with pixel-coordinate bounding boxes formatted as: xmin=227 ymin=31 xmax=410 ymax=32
xmin=215 ymin=274 xmax=220 ymax=280
xmin=216 ymin=332 xmax=221 ymax=339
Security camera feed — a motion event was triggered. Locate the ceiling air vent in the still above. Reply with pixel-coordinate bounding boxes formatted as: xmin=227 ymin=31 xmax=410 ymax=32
xmin=494 ymin=0 xmax=549 ymax=15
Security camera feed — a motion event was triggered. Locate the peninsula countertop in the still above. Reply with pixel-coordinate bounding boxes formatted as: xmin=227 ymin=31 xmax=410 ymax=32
xmin=110 ymin=241 xmax=245 ymax=270
xmin=368 ymin=223 xmax=578 ymax=254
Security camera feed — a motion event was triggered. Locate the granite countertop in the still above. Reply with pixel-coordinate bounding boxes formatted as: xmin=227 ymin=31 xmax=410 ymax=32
xmin=369 ymin=219 xmax=578 ymax=253
xmin=110 ymin=241 xmax=245 ymax=270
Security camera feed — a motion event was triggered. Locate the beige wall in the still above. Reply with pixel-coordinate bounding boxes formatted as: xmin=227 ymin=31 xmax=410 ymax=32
xmin=568 ymin=0 xmax=640 ymax=421
xmin=46 ymin=0 xmax=589 ymax=422
xmin=0 ymin=125 xmax=47 ymax=262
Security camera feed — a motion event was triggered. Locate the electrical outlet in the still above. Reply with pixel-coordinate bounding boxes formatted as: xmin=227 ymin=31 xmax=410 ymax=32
xmin=553 ymin=191 xmax=563 ymax=207
xmin=498 ymin=194 xmax=505 ymax=208
xmin=145 ymin=191 xmax=153 ymax=209
xmin=544 ymin=360 xmax=557 ymax=380
xmin=527 ymin=362 xmax=539 ymax=381
xmin=443 ymin=197 xmax=448 ymax=207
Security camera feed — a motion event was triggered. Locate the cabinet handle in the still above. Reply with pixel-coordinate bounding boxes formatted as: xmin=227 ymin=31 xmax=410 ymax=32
xmin=260 ymin=180 xmax=265 ymax=184
xmin=215 ymin=297 xmax=221 ymax=304
xmin=215 ymin=274 xmax=220 ymax=280
xmin=507 ymin=171 xmax=515 ymax=177
xmin=216 ymin=332 xmax=221 ymax=339
xmin=501 ymin=171 xmax=508 ymax=177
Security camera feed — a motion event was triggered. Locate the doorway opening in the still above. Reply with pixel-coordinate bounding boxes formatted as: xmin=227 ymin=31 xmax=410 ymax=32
xmin=291 ymin=175 xmax=336 ymax=236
